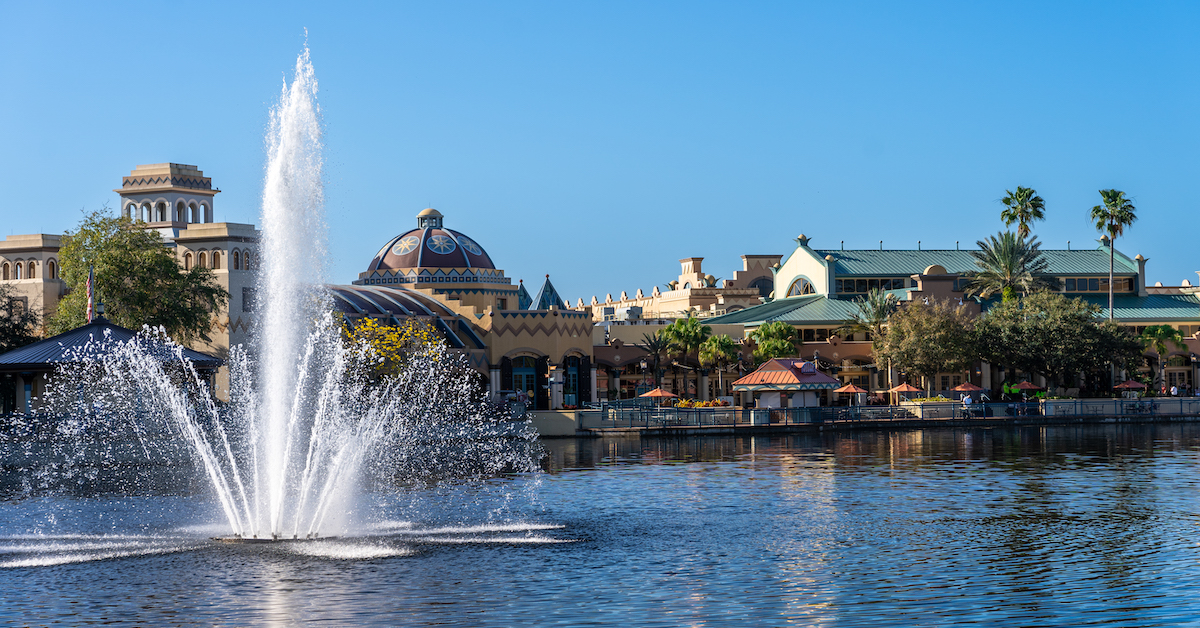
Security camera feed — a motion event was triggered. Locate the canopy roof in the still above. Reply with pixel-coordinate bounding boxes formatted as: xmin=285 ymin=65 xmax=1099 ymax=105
xmin=732 ymin=358 xmax=839 ymax=392
xmin=0 ymin=317 xmax=222 ymax=371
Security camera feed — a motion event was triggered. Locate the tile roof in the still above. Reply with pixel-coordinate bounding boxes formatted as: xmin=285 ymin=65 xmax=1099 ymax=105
xmin=731 ymin=358 xmax=839 ymax=391
xmin=1075 ymin=294 xmax=1200 ymax=322
xmin=814 ymin=248 xmax=1137 ymax=276
xmin=0 ymin=318 xmax=222 ymax=370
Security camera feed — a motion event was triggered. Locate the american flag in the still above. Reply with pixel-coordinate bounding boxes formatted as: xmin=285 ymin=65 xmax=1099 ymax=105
xmin=86 ymin=265 xmax=94 ymax=322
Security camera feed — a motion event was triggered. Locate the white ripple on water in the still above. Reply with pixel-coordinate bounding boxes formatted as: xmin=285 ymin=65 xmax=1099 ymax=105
xmin=286 ymin=541 xmax=415 ymax=560
xmin=392 ymin=523 xmax=564 ymax=535
xmin=410 ymin=535 xmax=574 ymax=545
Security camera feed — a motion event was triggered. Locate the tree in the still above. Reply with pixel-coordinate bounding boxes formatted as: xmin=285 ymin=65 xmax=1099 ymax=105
xmin=835 ymin=288 xmax=897 ymax=341
xmin=976 ymin=291 xmax=1143 ymax=390
xmin=1000 ymin=186 xmax=1046 ymax=238
xmin=1138 ymin=324 xmax=1187 ymax=391
xmin=960 ymin=231 xmax=1054 ymax=302
xmin=873 ymin=298 xmax=976 ymax=390
xmin=748 ymin=320 xmax=801 ymax=364
xmin=0 ymin=284 xmax=39 ymax=353
xmin=1090 ymin=190 xmax=1137 ymax=320
xmin=699 ymin=334 xmax=741 ymax=396
xmin=663 ymin=314 xmax=712 ymax=365
xmin=638 ymin=330 xmax=671 ymax=389
xmin=342 ymin=317 xmax=441 ymax=382
xmin=49 ymin=209 xmax=229 ymax=344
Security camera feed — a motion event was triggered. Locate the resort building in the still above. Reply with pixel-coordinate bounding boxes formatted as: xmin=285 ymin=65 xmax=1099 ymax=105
xmin=706 ymin=234 xmax=1200 ymax=400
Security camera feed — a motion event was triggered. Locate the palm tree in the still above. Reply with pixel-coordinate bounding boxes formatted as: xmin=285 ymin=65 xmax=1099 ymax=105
xmin=748 ymin=320 xmax=802 ymax=364
xmin=662 ymin=314 xmax=712 ymax=396
xmin=1138 ymin=325 xmax=1187 ymax=391
xmin=699 ymin=334 xmax=741 ymax=398
xmin=1000 ymin=186 xmax=1046 ymax=238
xmin=638 ymin=331 xmax=671 ymax=389
xmin=834 ymin=288 xmax=897 ymax=340
xmin=1090 ymin=189 xmax=1137 ymax=320
xmin=960 ymin=231 xmax=1054 ymax=302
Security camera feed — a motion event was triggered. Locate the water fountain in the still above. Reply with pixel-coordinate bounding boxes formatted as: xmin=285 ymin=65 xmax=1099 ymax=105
xmin=19 ymin=45 xmax=541 ymax=544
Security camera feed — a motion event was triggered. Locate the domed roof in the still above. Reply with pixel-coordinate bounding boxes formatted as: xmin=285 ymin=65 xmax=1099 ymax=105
xmin=367 ymin=209 xmax=496 ymax=272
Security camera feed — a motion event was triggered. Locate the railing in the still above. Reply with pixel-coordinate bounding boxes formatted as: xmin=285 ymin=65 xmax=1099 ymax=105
xmin=577 ymin=397 xmax=1200 ymax=430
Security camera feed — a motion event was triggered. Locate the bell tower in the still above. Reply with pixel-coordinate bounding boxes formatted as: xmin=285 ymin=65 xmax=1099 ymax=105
xmin=115 ymin=163 xmax=220 ymax=235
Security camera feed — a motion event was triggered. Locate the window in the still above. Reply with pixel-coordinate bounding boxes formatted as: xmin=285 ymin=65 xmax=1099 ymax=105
xmin=498 ymin=298 xmax=507 ymax=310
xmin=941 ymin=375 xmax=950 ymax=391
xmin=13 ymin=263 xmax=21 ymax=280
xmin=787 ymin=277 xmax=814 ymax=296
xmin=48 ymin=260 xmax=56 ymax=279
xmin=868 ymin=279 xmax=879 ymax=291
xmin=1 ymin=263 xmax=8 ymax=280
xmin=26 ymin=261 xmax=34 ymax=279
xmin=212 ymin=252 xmax=221 ymax=270
xmin=683 ymin=282 xmax=691 ymax=289
xmin=184 ymin=253 xmax=193 ymax=270
xmin=1065 ymin=278 xmax=1076 ymax=291
xmin=815 ymin=328 xmax=828 ymax=342
xmin=232 ymin=251 xmax=241 ymax=270
xmin=244 ymin=252 xmax=252 ymax=270
xmin=198 ymin=252 xmax=208 ymax=268
xmin=802 ymin=329 xmax=815 ymax=342
xmin=855 ymin=279 xmax=867 ymax=292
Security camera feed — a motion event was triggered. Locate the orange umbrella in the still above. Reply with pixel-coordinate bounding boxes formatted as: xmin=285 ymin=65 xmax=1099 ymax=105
xmin=889 ymin=383 xmax=922 ymax=392
xmin=834 ymin=383 xmax=868 ymax=394
xmin=1114 ymin=379 xmax=1147 ymax=390
xmin=639 ymin=388 xmax=678 ymax=398
xmin=1012 ymin=381 xmax=1042 ymax=390
xmin=953 ymin=382 xmax=983 ymax=392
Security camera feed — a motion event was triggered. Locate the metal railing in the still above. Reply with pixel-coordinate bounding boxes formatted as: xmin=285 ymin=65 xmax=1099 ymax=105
xmin=577 ymin=397 xmax=1200 ymax=430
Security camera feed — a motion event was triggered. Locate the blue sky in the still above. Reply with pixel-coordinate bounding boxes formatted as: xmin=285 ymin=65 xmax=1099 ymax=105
xmin=2 ymin=2 xmax=1197 ymax=301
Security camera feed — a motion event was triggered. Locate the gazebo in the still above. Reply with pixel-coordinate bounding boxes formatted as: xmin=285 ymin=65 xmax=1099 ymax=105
xmin=731 ymin=358 xmax=839 ymax=408
xmin=0 ymin=317 xmax=222 ymax=415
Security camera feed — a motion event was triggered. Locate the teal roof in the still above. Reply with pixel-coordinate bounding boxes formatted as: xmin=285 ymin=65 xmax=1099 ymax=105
xmin=710 ymin=292 xmax=1199 ymax=327
xmin=1078 ymin=293 xmax=1200 ymax=322
xmin=706 ymin=294 xmax=860 ymax=326
xmin=533 ymin=275 xmax=566 ymax=310
xmin=814 ymin=248 xmax=1137 ymax=276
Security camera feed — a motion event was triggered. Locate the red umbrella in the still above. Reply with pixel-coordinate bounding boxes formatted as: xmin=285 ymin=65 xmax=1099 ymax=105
xmin=639 ymin=388 xmax=678 ymax=398
xmin=889 ymin=383 xmax=923 ymax=392
xmin=1114 ymin=379 xmax=1147 ymax=390
xmin=1012 ymin=381 xmax=1042 ymax=390
xmin=834 ymin=384 xmax=868 ymax=394
xmin=952 ymin=382 xmax=983 ymax=392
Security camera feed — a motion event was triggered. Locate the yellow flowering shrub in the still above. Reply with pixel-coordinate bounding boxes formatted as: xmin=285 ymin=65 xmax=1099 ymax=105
xmin=342 ymin=316 xmax=442 ymax=380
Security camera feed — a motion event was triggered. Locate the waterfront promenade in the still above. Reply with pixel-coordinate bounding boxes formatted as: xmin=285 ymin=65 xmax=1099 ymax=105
xmin=572 ymin=397 xmax=1200 ymax=436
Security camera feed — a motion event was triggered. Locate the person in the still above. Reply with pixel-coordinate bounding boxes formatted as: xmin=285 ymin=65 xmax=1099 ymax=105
xmin=962 ymin=394 xmax=973 ymax=418
xmin=1171 ymin=385 xmax=1179 ymax=397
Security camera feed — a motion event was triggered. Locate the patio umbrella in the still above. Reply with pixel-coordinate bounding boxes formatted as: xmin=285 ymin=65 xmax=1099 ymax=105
xmin=834 ymin=383 xmax=868 ymax=406
xmin=1012 ymin=381 xmax=1042 ymax=390
xmin=952 ymin=382 xmax=983 ymax=392
xmin=639 ymin=387 xmax=679 ymax=407
xmin=1114 ymin=379 xmax=1147 ymax=390
xmin=888 ymin=382 xmax=923 ymax=402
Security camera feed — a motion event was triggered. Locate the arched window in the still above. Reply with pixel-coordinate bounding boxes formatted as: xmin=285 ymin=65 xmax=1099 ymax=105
xmin=142 ymin=204 xmax=152 ymax=222
xmin=123 ymin=204 xmax=134 ymax=220
xmin=232 ymin=251 xmax=241 ymax=270
xmin=189 ymin=203 xmax=199 ymax=223
xmin=211 ymin=251 xmax=221 ymax=270
xmin=198 ymin=252 xmax=208 ymax=268
xmin=14 ymin=263 xmax=22 ymax=280
xmin=156 ymin=202 xmax=167 ymax=222
xmin=1 ymin=263 xmax=8 ymax=280
xmin=244 ymin=252 xmax=252 ymax=270
xmin=200 ymin=203 xmax=209 ymax=223
xmin=787 ymin=277 xmax=815 ymax=297
xmin=26 ymin=261 xmax=35 ymax=279
xmin=184 ymin=253 xmax=193 ymax=270
xmin=683 ymin=282 xmax=691 ymax=289
xmin=176 ymin=201 xmax=185 ymax=222
xmin=48 ymin=260 xmax=57 ymax=279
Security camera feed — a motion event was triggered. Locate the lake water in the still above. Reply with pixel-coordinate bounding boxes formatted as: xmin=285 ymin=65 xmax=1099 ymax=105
xmin=3 ymin=423 xmax=1200 ymax=626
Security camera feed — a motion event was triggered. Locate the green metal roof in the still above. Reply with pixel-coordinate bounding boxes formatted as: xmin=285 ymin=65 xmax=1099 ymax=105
xmin=707 ymin=294 xmax=860 ymax=326
xmin=711 ymin=292 xmax=1199 ymax=327
xmin=814 ymin=248 xmax=1137 ymax=276
xmin=1078 ymin=293 xmax=1200 ymax=322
